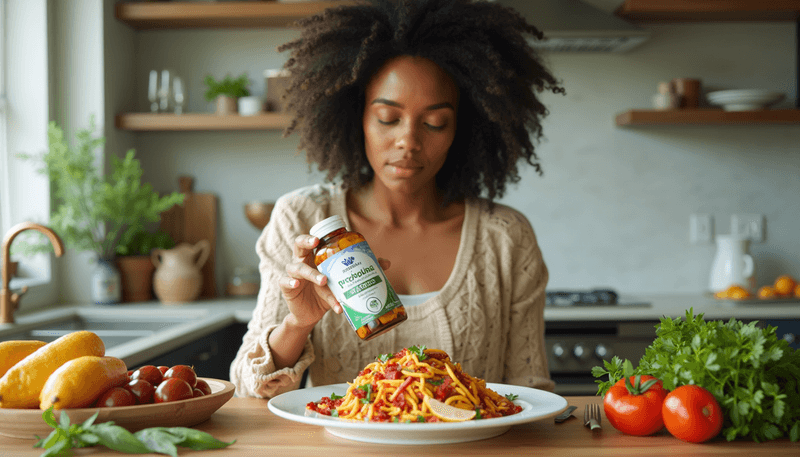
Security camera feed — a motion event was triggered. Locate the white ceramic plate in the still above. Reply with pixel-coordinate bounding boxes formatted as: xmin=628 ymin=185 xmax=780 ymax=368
xmin=268 ymin=383 xmax=568 ymax=444
xmin=707 ymin=89 xmax=784 ymax=111
xmin=0 ymin=378 xmax=234 ymax=440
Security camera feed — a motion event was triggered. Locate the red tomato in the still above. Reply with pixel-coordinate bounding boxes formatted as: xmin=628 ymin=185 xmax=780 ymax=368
xmin=192 ymin=388 xmax=205 ymax=398
xmin=154 ymin=377 xmax=194 ymax=403
xmin=164 ymin=365 xmax=197 ymax=388
xmin=94 ymin=387 xmax=136 ymax=407
xmin=124 ymin=379 xmax=155 ymax=404
xmin=603 ymin=375 xmax=669 ymax=436
xmin=194 ymin=378 xmax=212 ymax=396
xmin=662 ymin=385 xmax=723 ymax=443
xmin=131 ymin=365 xmax=163 ymax=386
xmin=157 ymin=366 xmax=170 ymax=375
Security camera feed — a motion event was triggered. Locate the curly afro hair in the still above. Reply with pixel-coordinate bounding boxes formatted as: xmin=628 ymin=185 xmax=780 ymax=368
xmin=279 ymin=0 xmax=564 ymax=205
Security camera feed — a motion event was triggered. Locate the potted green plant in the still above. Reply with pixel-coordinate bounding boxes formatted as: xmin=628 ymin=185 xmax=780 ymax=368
xmin=17 ymin=116 xmax=184 ymax=304
xmin=115 ymin=228 xmax=175 ymax=302
xmin=204 ymin=73 xmax=250 ymax=115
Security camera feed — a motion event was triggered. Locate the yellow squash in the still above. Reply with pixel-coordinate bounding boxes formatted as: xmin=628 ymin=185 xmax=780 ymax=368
xmin=0 ymin=340 xmax=47 ymax=378
xmin=0 ymin=330 xmax=105 ymax=408
xmin=40 ymin=355 xmax=127 ymax=410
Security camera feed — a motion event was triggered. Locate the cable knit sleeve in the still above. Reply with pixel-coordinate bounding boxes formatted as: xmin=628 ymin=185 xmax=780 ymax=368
xmin=503 ymin=214 xmax=554 ymax=392
xmin=229 ymin=193 xmax=320 ymax=398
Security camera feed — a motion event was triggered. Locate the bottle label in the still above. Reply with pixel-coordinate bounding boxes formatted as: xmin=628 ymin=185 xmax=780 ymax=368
xmin=318 ymin=241 xmax=402 ymax=329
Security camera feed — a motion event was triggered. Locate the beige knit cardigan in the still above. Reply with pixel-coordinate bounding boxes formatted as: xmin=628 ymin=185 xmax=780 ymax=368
xmin=230 ymin=184 xmax=554 ymax=398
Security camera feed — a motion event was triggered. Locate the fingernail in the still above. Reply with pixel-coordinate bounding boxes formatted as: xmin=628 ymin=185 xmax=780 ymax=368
xmin=317 ymin=274 xmax=325 ymax=283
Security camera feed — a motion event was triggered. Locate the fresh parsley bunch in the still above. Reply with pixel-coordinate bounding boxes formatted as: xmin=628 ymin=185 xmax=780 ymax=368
xmin=592 ymin=309 xmax=800 ymax=442
xmin=34 ymin=406 xmax=234 ymax=456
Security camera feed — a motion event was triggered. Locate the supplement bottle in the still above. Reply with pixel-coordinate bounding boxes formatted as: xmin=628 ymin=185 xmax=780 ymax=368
xmin=310 ymin=215 xmax=407 ymax=340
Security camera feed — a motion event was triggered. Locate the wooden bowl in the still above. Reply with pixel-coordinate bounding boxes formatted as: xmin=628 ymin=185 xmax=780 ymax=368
xmin=0 ymin=378 xmax=234 ymax=439
xmin=244 ymin=201 xmax=275 ymax=230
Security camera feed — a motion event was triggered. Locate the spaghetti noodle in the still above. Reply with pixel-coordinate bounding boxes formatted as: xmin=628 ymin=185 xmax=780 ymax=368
xmin=306 ymin=346 xmax=523 ymax=422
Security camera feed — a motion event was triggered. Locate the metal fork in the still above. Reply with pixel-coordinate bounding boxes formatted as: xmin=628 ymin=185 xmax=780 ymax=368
xmin=584 ymin=403 xmax=602 ymax=430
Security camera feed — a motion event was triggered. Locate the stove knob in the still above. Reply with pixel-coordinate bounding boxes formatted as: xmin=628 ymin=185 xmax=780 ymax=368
xmin=572 ymin=344 xmax=589 ymax=361
xmin=594 ymin=344 xmax=611 ymax=360
xmin=552 ymin=343 xmax=566 ymax=359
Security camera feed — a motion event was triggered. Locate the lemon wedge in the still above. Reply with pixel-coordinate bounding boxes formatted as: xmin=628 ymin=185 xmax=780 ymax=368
xmin=424 ymin=396 xmax=476 ymax=422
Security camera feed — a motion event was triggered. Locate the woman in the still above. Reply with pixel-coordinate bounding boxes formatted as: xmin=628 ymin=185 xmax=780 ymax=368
xmin=231 ymin=0 xmax=564 ymax=398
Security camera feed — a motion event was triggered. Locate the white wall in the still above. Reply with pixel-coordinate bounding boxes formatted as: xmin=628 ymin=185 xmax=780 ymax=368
xmin=121 ymin=19 xmax=798 ymax=296
xmin=35 ymin=4 xmax=796 ymax=303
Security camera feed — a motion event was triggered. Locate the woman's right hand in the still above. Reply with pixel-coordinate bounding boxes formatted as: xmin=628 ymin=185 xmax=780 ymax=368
xmin=279 ymin=234 xmax=340 ymax=330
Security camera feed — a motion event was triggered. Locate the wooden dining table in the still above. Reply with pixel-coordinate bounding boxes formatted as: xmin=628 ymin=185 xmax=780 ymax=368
xmin=1 ymin=396 xmax=797 ymax=456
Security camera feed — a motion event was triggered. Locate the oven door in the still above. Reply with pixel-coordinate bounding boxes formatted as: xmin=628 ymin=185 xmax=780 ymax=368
xmin=546 ymin=320 xmax=659 ymax=396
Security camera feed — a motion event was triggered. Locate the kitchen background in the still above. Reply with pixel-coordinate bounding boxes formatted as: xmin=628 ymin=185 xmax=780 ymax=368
xmin=4 ymin=0 xmax=799 ymax=309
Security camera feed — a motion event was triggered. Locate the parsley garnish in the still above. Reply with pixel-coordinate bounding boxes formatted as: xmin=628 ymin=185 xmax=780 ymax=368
xmin=408 ymin=345 xmax=428 ymax=360
xmin=331 ymin=409 xmax=339 ymax=417
xmin=357 ymin=384 xmax=373 ymax=403
xmin=417 ymin=415 xmax=425 ymax=422
xmin=330 ymin=392 xmax=344 ymax=400
xmin=504 ymin=393 xmax=519 ymax=401
xmin=474 ymin=408 xmax=483 ymax=420
xmin=427 ymin=378 xmax=444 ymax=386
xmin=376 ymin=353 xmax=392 ymax=363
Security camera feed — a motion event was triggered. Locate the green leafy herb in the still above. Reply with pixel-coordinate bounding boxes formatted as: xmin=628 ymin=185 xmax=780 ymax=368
xmin=408 ymin=345 xmax=428 ymax=360
xmin=427 ymin=378 xmax=444 ymax=386
xmin=592 ymin=309 xmax=800 ymax=442
xmin=330 ymin=409 xmax=339 ymax=417
xmin=203 ymin=73 xmax=250 ymax=100
xmin=474 ymin=408 xmax=483 ymax=420
xmin=504 ymin=393 xmax=519 ymax=401
xmin=357 ymin=384 xmax=373 ymax=404
xmin=33 ymin=407 xmax=235 ymax=457
xmin=376 ymin=353 xmax=392 ymax=363
xmin=417 ymin=415 xmax=425 ymax=422
xmin=329 ymin=392 xmax=344 ymax=400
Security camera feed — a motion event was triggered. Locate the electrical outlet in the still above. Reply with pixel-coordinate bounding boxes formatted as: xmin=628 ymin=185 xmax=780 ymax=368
xmin=731 ymin=214 xmax=765 ymax=242
xmin=690 ymin=214 xmax=713 ymax=244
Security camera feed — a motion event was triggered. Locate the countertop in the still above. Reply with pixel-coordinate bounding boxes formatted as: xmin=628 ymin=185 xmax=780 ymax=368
xmin=6 ymin=294 xmax=799 ymax=367
xmin=0 ymin=396 xmax=796 ymax=456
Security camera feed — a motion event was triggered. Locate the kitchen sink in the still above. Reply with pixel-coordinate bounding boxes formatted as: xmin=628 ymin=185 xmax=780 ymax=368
xmin=0 ymin=308 xmax=203 ymax=350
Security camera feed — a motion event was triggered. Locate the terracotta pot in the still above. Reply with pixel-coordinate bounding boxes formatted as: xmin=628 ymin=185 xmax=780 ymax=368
xmin=152 ymin=240 xmax=210 ymax=304
xmin=116 ymin=255 xmax=156 ymax=302
xmin=215 ymin=95 xmax=238 ymax=115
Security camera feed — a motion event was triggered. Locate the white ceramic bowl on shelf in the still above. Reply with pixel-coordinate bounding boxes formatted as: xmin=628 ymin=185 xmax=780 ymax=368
xmin=707 ymin=89 xmax=785 ymax=111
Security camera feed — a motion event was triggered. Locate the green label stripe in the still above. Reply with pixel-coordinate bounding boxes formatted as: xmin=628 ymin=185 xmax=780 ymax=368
xmin=343 ymin=276 xmax=382 ymax=299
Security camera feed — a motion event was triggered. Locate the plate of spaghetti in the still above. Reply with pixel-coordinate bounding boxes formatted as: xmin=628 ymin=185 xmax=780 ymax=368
xmin=267 ymin=346 xmax=568 ymax=444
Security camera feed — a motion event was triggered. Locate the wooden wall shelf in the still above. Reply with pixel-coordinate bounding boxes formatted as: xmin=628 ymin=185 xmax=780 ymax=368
xmin=616 ymin=0 xmax=800 ymax=22
xmin=115 ymin=1 xmax=355 ymax=29
xmin=115 ymin=113 xmax=292 ymax=131
xmin=615 ymin=109 xmax=800 ymax=126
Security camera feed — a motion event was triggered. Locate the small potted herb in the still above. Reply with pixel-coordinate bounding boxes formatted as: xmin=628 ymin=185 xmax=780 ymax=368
xmin=115 ymin=228 xmax=175 ymax=302
xmin=204 ymin=73 xmax=251 ymax=115
xmin=17 ymin=117 xmax=184 ymax=304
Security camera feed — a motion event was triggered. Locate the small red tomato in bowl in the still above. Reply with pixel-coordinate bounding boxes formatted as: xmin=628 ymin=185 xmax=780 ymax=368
xmin=94 ymin=387 xmax=136 ymax=407
xmin=155 ymin=377 xmax=194 ymax=403
xmin=194 ymin=378 xmax=212 ymax=396
xmin=662 ymin=385 xmax=723 ymax=443
xmin=603 ymin=375 xmax=669 ymax=436
xmin=130 ymin=365 xmax=163 ymax=387
xmin=164 ymin=365 xmax=197 ymax=388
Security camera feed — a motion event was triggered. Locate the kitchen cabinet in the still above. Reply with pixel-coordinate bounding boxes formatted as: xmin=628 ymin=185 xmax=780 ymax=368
xmin=138 ymin=322 xmax=248 ymax=381
xmin=615 ymin=0 xmax=800 ymax=127
xmin=114 ymin=1 xmax=353 ymax=132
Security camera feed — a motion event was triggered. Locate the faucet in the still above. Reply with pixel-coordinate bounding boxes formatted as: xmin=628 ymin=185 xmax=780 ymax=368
xmin=1 ymin=222 xmax=64 ymax=324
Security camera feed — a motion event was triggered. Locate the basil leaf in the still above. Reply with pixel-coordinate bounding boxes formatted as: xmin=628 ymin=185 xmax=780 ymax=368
xmin=135 ymin=428 xmax=180 ymax=457
xmin=90 ymin=423 xmax=152 ymax=454
xmin=504 ymin=394 xmax=519 ymax=401
xmin=41 ymin=407 xmax=59 ymax=430
xmin=164 ymin=427 xmax=235 ymax=450
xmin=329 ymin=392 xmax=344 ymax=400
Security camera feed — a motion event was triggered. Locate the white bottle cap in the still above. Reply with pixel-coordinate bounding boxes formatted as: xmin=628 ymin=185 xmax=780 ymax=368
xmin=310 ymin=215 xmax=346 ymax=239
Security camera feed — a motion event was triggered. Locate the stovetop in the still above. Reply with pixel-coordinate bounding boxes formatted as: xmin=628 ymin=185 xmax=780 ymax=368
xmin=545 ymin=289 xmax=650 ymax=307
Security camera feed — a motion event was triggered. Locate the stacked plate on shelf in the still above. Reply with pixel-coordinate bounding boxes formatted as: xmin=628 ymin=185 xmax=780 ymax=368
xmin=707 ymin=89 xmax=785 ymax=111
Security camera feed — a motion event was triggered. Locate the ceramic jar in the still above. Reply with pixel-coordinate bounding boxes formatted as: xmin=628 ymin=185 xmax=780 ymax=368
xmin=709 ymin=235 xmax=756 ymax=293
xmin=152 ymin=240 xmax=210 ymax=304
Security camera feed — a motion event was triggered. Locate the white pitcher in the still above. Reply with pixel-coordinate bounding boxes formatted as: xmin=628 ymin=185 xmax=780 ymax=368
xmin=709 ymin=235 xmax=756 ymax=293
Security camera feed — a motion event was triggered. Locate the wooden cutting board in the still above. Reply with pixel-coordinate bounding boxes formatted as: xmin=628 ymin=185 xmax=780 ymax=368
xmin=160 ymin=175 xmax=217 ymax=298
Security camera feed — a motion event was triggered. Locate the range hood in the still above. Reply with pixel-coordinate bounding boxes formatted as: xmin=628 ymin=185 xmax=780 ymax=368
xmin=496 ymin=0 xmax=649 ymax=53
